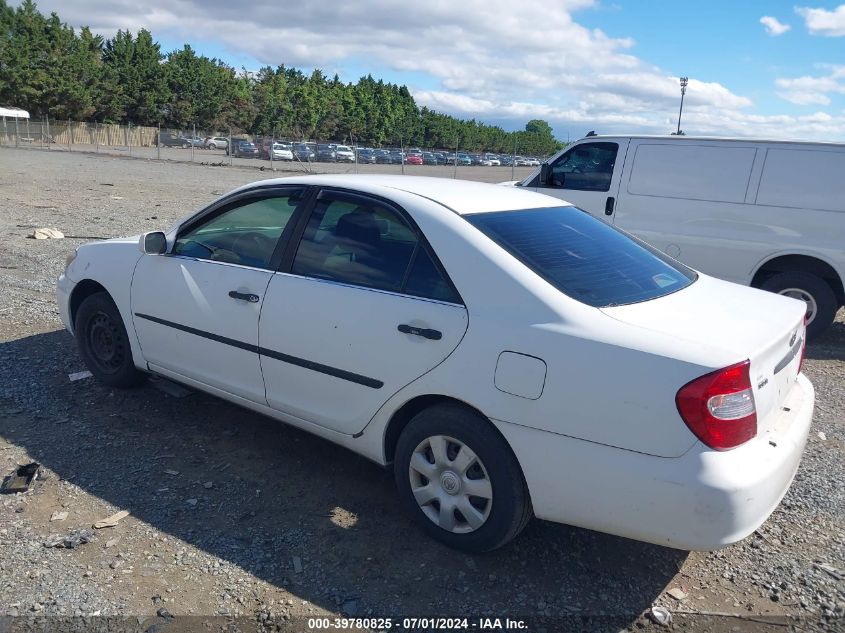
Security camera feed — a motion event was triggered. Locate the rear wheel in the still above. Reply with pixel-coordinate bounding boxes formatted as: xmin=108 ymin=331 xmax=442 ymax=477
xmin=74 ymin=292 xmax=146 ymax=388
xmin=760 ymin=271 xmax=837 ymax=339
xmin=394 ymin=404 xmax=531 ymax=552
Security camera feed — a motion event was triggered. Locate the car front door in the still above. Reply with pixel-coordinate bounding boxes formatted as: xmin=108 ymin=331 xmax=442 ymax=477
xmin=259 ymin=189 xmax=469 ymax=435
xmin=131 ymin=186 xmax=307 ymax=402
xmin=531 ymin=140 xmax=629 ymax=222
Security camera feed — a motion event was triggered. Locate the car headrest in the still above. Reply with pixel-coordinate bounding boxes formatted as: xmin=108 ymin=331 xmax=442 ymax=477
xmin=335 ymin=210 xmax=381 ymax=247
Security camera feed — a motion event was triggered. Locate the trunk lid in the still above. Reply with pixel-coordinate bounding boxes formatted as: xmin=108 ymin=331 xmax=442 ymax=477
xmin=601 ymin=275 xmax=806 ymax=438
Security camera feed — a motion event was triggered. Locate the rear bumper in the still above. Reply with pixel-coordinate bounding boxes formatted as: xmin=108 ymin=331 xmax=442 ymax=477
xmin=495 ymin=373 xmax=814 ymax=550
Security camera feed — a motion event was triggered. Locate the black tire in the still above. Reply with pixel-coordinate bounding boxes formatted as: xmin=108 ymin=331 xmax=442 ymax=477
xmin=394 ymin=404 xmax=532 ymax=553
xmin=759 ymin=271 xmax=837 ymax=339
xmin=74 ymin=292 xmax=146 ymax=388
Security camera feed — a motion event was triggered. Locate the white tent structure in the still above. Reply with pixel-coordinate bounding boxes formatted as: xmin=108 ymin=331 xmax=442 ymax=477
xmin=0 ymin=107 xmax=29 ymax=119
xmin=1 ymin=107 xmax=31 ymax=146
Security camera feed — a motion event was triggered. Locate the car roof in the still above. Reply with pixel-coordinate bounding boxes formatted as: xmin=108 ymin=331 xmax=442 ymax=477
xmin=235 ymin=175 xmax=565 ymax=215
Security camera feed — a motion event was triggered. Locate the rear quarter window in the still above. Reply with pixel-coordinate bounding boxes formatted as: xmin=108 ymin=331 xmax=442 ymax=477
xmin=468 ymin=206 xmax=696 ymax=307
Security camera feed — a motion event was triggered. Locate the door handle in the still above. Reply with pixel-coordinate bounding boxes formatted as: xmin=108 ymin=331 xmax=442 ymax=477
xmin=398 ymin=324 xmax=442 ymax=340
xmin=228 ymin=290 xmax=260 ymax=303
xmin=604 ymin=196 xmax=615 ymax=216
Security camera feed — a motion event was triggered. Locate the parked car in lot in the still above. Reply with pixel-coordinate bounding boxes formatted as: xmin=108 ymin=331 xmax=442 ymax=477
xmin=316 ymin=144 xmax=337 ymax=162
xmin=181 ymin=136 xmax=205 ymax=148
xmin=422 ymin=152 xmax=438 ymax=166
xmin=405 ymin=153 xmax=424 ymax=165
xmin=519 ymin=134 xmax=845 ymax=337
xmin=271 ymin=143 xmax=294 ymax=161
xmin=58 ymin=174 xmax=813 ymax=553
xmin=205 ymin=137 xmax=229 ymax=150
xmin=356 ymin=148 xmax=377 ymax=164
xmin=228 ymin=140 xmax=259 ymax=158
xmin=374 ymin=149 xmax=392 ymax=164
xmin=335 ymin=145 xmax=355 ymax=163
xmin=157 ymin=132 xmax=188 ymax=147
xmin=293 ymin=144 xmax=315 ymax=162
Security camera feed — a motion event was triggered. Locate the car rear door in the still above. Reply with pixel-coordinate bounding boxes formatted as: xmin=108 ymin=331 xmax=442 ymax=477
xmin=131 ymin=186 xmax=307 ymax=403
xmin=531 ymin=140 xmax=629 ymax=222
xmin=258 ymin=189 xmax=468 ymax=435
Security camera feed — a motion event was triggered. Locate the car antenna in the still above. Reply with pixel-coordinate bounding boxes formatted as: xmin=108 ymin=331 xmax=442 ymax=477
xmin=585 ymin=130 xmax=597 ymax=137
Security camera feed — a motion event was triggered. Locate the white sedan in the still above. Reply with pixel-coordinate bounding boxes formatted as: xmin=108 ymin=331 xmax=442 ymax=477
xmin=205 ymin=137 xmax=229 ymax=150
xmin=57 ymin=175 xmax=813 ymax=552
xmin=271 ymin=143 xmax=294 ymax=161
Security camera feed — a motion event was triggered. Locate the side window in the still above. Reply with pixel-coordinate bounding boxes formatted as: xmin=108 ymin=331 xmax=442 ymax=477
xmin=550 ymin=142 xmax=618 ymax=192
xmin=404 ymin=247 xmax=461 ymax=303
xmin=291 ymin=195 xmax=460 ymax=302
xmin=173 ymin=190 xmax=302 ymax=269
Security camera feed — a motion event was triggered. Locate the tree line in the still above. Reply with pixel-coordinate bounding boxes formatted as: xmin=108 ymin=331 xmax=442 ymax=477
xmin=0 ymin=0 xmax=564 ymax=154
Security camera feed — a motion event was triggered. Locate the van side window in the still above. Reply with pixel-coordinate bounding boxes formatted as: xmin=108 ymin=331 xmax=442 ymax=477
xmin=550 ymin=142 xmax=618 ymax=192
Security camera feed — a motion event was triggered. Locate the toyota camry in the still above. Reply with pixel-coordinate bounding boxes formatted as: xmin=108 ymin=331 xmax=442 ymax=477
xmin=57 ymin=175 xmax=813 ymax=553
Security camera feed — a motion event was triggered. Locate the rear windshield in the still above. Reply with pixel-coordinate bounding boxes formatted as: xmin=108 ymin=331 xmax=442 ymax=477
xmin=467 ymin=206 xmax=695 ymax=307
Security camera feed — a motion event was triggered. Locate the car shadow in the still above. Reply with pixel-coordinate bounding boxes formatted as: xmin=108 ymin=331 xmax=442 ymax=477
xmin=0 ymin=329 xmax=687 ymax=626
xmin=804 ymin=310 xmax=845 ymax=361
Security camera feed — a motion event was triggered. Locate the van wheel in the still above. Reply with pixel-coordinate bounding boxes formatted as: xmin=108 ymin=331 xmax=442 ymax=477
xmin=760 ymin=272 xmax=837 ymax=339
xmin=75 ymin=292 xmax=146 ymax=388
xmin=394 ymin=404 xmax=531 ymax=553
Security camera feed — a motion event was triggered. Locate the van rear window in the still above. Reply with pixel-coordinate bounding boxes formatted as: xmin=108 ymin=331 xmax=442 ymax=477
xmin=468 ymin=206 xmax=696 ymax=307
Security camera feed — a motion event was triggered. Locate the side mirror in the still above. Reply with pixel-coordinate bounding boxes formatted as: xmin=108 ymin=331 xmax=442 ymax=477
xmin=139 ymin=231 xmax=167 ymax=255
xmin=539 ymin=163 xmax=552 ymax=187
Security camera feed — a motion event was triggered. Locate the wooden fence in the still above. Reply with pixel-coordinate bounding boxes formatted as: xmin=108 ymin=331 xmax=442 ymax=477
xmin=0 ymin=119 xmax=160 ymax=147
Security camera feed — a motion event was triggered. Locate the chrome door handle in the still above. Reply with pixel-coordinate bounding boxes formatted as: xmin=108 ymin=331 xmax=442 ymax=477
xmin=228 ymin=290 xmax=259 ymax=303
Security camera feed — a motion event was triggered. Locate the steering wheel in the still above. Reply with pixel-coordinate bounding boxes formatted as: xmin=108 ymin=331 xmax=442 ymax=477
xmin=230 ymin=231 xmax=275 ymax=266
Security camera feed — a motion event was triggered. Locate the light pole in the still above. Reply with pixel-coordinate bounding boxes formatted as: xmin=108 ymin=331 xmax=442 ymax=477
xmin=676 ymin=76 xmax=688 ymax=135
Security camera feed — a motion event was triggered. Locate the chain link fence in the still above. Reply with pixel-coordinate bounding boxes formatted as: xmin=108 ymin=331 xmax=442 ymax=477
xmin=0 ymin=118 xmax=546 ymax=180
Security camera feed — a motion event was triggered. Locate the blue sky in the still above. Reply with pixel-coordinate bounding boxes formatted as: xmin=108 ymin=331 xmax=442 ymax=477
xmin=576 ymin=1 xmax=845 ymax=116
xmin=20 ymin=0 xmax=845 ymax=140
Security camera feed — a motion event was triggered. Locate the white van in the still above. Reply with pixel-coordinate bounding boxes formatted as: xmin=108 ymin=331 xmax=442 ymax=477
xmin=515 ymin=135 xmax=845 ymax=337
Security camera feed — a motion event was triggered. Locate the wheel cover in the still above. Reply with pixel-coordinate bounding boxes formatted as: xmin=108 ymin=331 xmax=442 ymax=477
xmin=778 ymin=287 xmax=817 ymax=325
xmin=408 ymin=435 xmax=493 ymax=534
xmin=86 ymin=311 xmax=125 ymax=373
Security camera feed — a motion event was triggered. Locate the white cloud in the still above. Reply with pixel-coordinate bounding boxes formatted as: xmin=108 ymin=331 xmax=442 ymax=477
xmin=775 ymin=65 xmax=845 ymax=105
xmin=796 ymin=4 xmax=845 ymax=36
xmin=11 ymin=0 xmax=845 ymax=140
xmin=760 ymin=15 xmax=791 ymax=36
xmin=777 ymin=91 xmax=831 ymax=105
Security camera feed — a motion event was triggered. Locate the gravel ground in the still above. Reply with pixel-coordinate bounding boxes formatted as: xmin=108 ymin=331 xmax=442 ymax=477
xmin=0 ymin=147 xmax=842 ymax=632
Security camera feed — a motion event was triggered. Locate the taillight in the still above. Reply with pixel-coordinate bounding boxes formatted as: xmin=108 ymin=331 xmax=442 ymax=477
xmin=676 ymin=360 xmax=757 ymax=450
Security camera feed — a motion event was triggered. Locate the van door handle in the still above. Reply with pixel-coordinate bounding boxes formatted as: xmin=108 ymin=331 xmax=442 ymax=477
xmin=398 ymin=324 xmax=442 ymax=340
xmin=228 ymin=290 xmax=260 ymax=303
xmin=605 ymin=196 xmax=615 ymax=215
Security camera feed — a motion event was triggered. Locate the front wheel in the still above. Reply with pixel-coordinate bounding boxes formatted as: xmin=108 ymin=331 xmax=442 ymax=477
xmin=394 ymin=404 xmax=531 ymax=552
xmin=760 ymin=272 xmax=838 ymax=339
xmin=74 ymin=292 xmax=146 ymax=388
